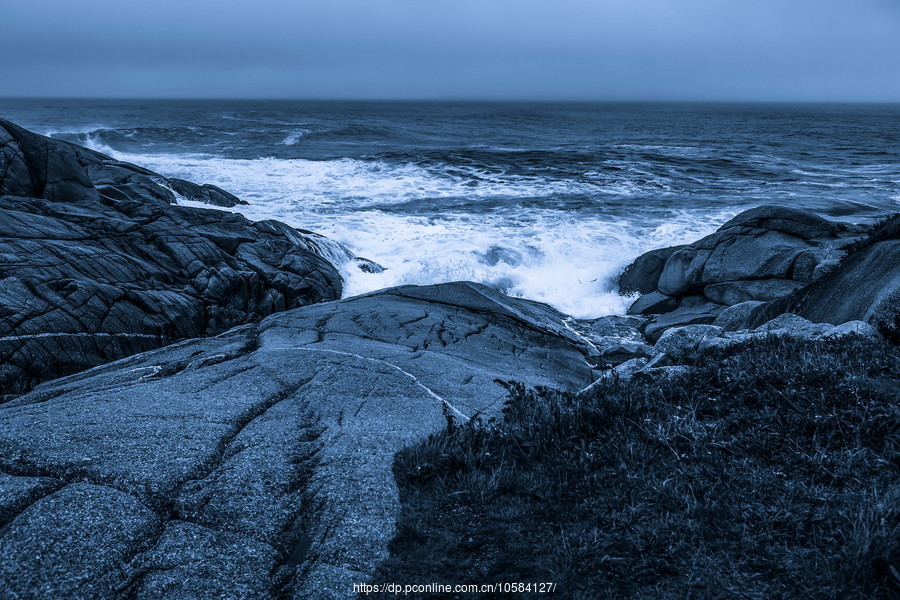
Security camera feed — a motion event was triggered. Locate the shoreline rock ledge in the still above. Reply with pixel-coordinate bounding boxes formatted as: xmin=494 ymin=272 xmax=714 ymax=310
xmin=618 ymin=205 xmax=898 ymax=343
xmin=0 ymin=119 xmax=599 ymax=600
xmin=0 ymin=281 xmax=596 ymax=600
xmin=0 ymin=119 xmax=343 ymax=398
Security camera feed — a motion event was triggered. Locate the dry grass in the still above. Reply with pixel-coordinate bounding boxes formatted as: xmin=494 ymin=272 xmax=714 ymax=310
xmin=367 ymin=336 xmax=900 ymax=599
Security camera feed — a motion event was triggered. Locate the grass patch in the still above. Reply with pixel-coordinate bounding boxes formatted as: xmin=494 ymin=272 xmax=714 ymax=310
xmin=841 ymin=212 xmax=900 ymax=257
xmin=367 ymin=336 xmax=900 ymax=599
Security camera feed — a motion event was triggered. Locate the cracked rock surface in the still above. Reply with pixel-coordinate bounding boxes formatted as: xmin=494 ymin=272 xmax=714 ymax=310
xmin=0 ymin=281 xmax=597 ymax=600
xmin=0 ymin=119 xmax=342 ymax=398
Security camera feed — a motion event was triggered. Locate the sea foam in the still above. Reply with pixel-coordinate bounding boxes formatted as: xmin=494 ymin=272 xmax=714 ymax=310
xmin=77 ymin=146 xmax=733 ymax=318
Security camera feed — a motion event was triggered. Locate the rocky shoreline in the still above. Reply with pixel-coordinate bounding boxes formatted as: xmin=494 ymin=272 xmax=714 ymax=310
xmin=0 ymin=122 xmax=897 ymax=599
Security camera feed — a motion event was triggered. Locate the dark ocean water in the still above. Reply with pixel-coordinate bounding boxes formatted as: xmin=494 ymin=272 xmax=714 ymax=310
xmin=2 ymin=99 xmax=898 ymax=316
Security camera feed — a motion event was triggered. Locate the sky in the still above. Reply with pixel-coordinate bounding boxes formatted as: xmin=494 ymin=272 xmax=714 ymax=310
xmin=2 ymin=0 xmax=900 ymax=101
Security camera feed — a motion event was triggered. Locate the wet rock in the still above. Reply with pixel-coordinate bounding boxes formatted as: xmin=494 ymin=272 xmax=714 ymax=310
xmin=168 ymin=178 xmax=248 ymax=207
xmin=745 ymin=240 xmax=900 ymax=342
xmin=627 ymin=291 xmax=679 ymax=315
xmin=642 ymin=295 xmax=725 ymax=343
xmin=353 ymin=258 xmax=386 ymax=274
xmin=617 ymin=245 xmax=684 ymax=295
xmin=0 ymin=119 xmax=342 ymax=397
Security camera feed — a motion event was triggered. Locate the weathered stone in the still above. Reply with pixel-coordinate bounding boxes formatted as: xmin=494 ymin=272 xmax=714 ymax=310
xmin=587 ymin=314 xmax=646 ymax=336
xmin=643 ymin=352 xmax=671 ymax=369
xmin=0 ymin=484 xmax=161 ymax=600
xmin=746 ymin=240 xmax=900 ymax=342
xmin=643 ymin=295 xmax=725 ymax=343
xmin=579 ymin=357 xmax=649 ymax=393
xmin=698 ymin=336 xmax=743 ymax=352
xmin=0 ymin=119 xmax=342 ymax=397
xmin=818 ymin=320 xmax=881 ymax=340
xmin=657 ymin=246 xmax=712 ymax=297
xmin=653 ymin=324 xmax=723 ymax=360
xmin=753 ymin=313 xmax=833 ymax=337
xmin=617 ymin=245 xmax=685 ymax=295
xmin=641 ymin=365 xmax=692 ymax=379
xmin=791 ymin=250 xmax=820 ymax=282
xmin=713 ymin=300 xmax=766 ymax=331
xmin=598 ymin=341 xmax=654 ymax=365
xmin=614 ymin=357 xmax=649 ymax=377
xmin=703 ymin=279 xmax=805 ymax=305
xmin=576 ymin=315 xmax=652 ymax=366
xmin=716 ymin=204 xmax=842 ymax=239
xmin=0 ymin=282 xmax=596 ymax=600
xmin=627 ymin=291 xmax=679 ymax=315
xmin=655 ymin=206 xmax=851 ymax=298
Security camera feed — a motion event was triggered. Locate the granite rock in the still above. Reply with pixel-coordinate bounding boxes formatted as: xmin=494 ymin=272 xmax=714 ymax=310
xmin=0 ymin=119 xmax=343 ymax=397
xmin=0 ymin=281 xmax=596 ymax=600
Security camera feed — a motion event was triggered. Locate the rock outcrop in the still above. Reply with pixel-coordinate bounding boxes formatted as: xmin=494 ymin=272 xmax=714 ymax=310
xmin=616 ymin=245 xmax=684 ymax=295
xmin=620 ymin=205 xmax=867 ymax=341
xmin=582 ymin=315 xmax=882 ymax=393
xmin=0 ymin=281 xmax=596 ymax=600
xmin=0 ymin=119 xmax=343 ymax=398
xmin=744 ymin=238 xmax=900 ymax=342
xmin=167 ymin=178 xmax=247 ymax=208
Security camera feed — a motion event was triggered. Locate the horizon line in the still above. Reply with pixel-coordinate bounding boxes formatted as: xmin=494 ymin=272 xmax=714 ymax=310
xmin=2 ymin=96 xmax=900 ymax=106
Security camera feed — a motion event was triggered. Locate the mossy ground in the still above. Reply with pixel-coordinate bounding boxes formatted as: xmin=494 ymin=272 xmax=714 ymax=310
xmin=366 ymin=336 xmax=899 ymax=599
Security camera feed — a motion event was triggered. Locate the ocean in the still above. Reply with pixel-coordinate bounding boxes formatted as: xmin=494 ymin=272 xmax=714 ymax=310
xmin=2 ymin=99 xmax=898 ymax=318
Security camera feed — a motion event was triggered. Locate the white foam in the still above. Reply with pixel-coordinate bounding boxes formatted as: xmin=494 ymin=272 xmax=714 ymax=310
xmin=39 ymin=125 xmax=111 ymax=138
xmin=280 ymin=130 xmax=310 ymax=146
xmin=97 ymin=148 xmax=732 ymax=318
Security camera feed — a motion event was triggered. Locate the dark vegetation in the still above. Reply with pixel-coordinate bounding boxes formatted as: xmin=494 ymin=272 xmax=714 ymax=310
xmin=368 ymin=336 xmax=900 ymax=599
xmin=841 ymin=212 xmax=900 ymax=257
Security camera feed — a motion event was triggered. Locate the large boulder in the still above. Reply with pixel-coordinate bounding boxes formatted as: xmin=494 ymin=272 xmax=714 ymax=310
xmin=618 ymin=206 xmax=870 ymax=341
xmin=657 ymin=205 xmax=845 ymax=298
xmin=744 ymin=239 xmax=900 ymax=342
xmin=0 ymin=119 xmax=342 ymax=398
xmin=617 ymin=245 xmax=684 ymax=295
xmin=0 ymin=281 xmax=596 ymax=600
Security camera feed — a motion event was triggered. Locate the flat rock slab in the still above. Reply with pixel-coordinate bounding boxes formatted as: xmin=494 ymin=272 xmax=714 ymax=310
xmin=0 ymin=282 xmax=596 ymax=600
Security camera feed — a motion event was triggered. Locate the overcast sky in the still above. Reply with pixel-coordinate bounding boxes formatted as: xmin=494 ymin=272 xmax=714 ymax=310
xmin=3 ymin=0 xmax=899 ymax=101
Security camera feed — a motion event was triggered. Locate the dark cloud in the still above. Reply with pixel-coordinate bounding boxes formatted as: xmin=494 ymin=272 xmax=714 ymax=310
xmin=3 ymin=0 xmax=899 ymax=100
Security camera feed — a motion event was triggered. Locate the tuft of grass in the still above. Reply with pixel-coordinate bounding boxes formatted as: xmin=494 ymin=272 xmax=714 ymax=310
xmin=841 ymin=212 xmax=900 ymax=257
xmin=367 ymin=336 xmax=900 ymax=599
